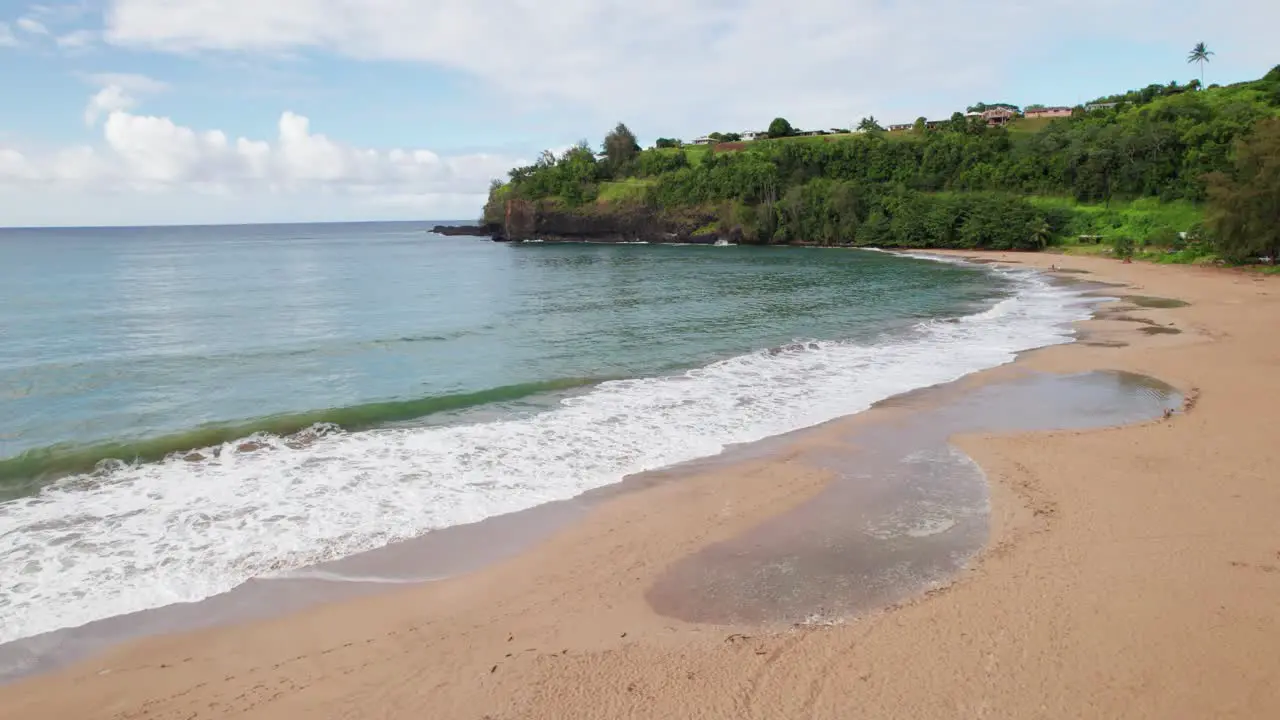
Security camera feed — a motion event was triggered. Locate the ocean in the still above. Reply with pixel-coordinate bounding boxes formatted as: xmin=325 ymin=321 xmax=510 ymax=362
xmin=0 ymin=222 xmax=1093 ymax=644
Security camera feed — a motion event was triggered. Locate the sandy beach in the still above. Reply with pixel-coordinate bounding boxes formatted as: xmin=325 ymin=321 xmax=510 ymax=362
xmin=2 ymin=252 xmax=1278 ymax=719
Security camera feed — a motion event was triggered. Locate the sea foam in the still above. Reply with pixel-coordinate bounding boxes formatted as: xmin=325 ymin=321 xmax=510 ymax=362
xmin=0 ymin=261 xmax=1096 ymax=644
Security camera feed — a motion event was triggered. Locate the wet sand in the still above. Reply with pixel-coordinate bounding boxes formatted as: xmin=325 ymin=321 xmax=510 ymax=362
xmin=2 ymin=252 xmax=1279 ymax=719
xmin=648 ymin=370 xmax=1179 ymax=626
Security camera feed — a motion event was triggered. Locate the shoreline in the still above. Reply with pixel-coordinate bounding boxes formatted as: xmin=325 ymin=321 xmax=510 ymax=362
xmin=2 ymin=252 xmax=1278 ymax=718
xmin=0 ymin=250 xmax=1075 ymax=650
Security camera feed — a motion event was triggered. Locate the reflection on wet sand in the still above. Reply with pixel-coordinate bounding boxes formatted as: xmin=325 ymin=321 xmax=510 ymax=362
xmin=646 ymin=371 xmax=1181 ymax=625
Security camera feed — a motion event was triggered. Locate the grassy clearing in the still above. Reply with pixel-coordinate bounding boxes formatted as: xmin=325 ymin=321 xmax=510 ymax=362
xmin=1031 ymin=196 xmax=1222 ymax=265
xmin=773 ymin=132 xmax=854 ymax=142
xmin=1006 ymin=116 xmax=1057 ymax=135
xmin=684 ymin=145 xmax=710 ymax=165
xmin=653 ymin=144 xmax=712 ymax=167
xmin=769 ymin=131 xmax=919 ymax=145
xmin=1055 ymin=243 xmax=1112 ymax=257
xmin=597 ymin=178 xmax=654 ymax=203
xmin=1032 ymin=196 xmax=1204 ymax=241
xmin=1057 ymin=242 xmax=1224 ymax=265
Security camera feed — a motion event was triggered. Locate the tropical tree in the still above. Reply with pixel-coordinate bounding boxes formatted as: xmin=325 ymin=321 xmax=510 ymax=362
xmin=603 ymin=122 xmax=641 ymax=177
xmin=481 ymin=179 xmax=507 ymax=225
xmin=1029 ymin=219 xmax=1052 ymax=249
xmin=856 ymin=116 xmax=884 ymax=133
xmin=767 ymin=117 xmax=795 ymax=138
xmin=967 ymin=102 xmax=1019 ymax=113
xmin=1205 ymin=117 xmax=1280 ymax=262
xmin=1187 ymin=42 xmax=1214 ymax=86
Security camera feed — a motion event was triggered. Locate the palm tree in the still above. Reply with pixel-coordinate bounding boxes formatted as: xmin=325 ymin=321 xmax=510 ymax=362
xmin=1187 ymin=42 xmax=1214 ymax=87
xmin=1029 ymin=220 xmax=1052 ymax=250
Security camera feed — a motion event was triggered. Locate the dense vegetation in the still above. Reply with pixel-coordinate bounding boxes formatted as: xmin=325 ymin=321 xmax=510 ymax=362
xmin=486 ymin=65 xmax=1280 ymax=257
xmin=1206 ymin=117 xmax=1280 ymax=261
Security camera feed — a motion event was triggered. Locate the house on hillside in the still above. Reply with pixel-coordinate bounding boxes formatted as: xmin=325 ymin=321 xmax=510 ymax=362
xmin=888 ymin=123 xmax=914 ymax=132
xmin=1024 ymin=106 xmax=1072 ymax=119
xmin=741 ymin=131 xmax=763 ymax=141
xmin=980 ymin=107 xmax=1017 ymax=126
xmin=1086 ymin=102 xmax=1118 ymax=112
xmin=691 ymin=135 xmax=713 ymax=145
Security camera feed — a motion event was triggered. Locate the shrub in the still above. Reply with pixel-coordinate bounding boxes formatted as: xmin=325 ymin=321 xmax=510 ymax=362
xmin=1145 ymin=226 xmax=1180 ymax=248
xmin=1112 ymin=235 xmax=1136 ymax=260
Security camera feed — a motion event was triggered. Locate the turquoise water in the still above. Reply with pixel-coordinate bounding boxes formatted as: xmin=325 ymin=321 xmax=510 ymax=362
xmin=0 ymin=223 xmax=1091 ymax=643
xmin=1 ymin=224 xmax=996 ymax=484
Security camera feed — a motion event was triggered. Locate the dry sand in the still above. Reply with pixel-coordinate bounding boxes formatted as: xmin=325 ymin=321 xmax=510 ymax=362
xmin=2 ymin=252 xmax=1279 ymax=719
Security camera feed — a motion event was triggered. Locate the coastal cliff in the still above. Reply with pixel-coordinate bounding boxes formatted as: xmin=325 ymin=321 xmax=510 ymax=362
xmin=494 ymin=199 xmax=731 ymax=244
xmin=431 ymin=224 xmax=500 ymax=237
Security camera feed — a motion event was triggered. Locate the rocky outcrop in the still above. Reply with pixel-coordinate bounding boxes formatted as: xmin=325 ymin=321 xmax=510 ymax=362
xmin=495 ymin=199 xmax=734 ymax=244
xmin=430 ymin=224 xmax=501 ymax=237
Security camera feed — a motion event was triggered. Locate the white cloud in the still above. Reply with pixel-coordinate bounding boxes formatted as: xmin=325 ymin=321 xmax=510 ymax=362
xmin=29 ymin=2 xmax=92 ymax=20
xmin=0 ymin=149 xmax=35 ymax=179
xmin=84 ymin=85 xmax=137 ymax=125
xmin=1 ymin=103 xmax=520 ymax=224
xmin=101 ymin=0 xmax=1280 ymax=133
xmin=16 ymin=17 xmax=49 ymax=35
xmin=6 ymin=64 xmax=517 ymax=224
xmin=9 ymin=0 xmax=1275 ymax=225
xmin=5 ymin=7 xmax=95 ymax=49
xmin=65 ymin=108 xmax=512 ymax=191
xmin=56 ymin=29 xmax=95 ymax=48
xmin=83 ymin=73 xmax=170 ymax=126
xmin=7 ymin=4 xmax=99 ymax=50
xmin=86 ymin=72 xmax=170 ymax=94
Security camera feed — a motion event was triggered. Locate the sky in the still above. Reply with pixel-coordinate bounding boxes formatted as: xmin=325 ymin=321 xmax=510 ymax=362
xmin=0 ymin=1 xmax=1276 ymax=227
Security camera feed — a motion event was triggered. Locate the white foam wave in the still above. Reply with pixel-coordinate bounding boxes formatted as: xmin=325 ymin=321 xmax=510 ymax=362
xmin=0 ymin=263 xmax=1096 ymax=644
xmin=271 ymin=569 xmax=446 ymax=584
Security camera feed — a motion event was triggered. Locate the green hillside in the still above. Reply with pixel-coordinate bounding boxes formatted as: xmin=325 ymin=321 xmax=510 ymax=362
xmin=486 ymin=65 xmax=1280 ymax=258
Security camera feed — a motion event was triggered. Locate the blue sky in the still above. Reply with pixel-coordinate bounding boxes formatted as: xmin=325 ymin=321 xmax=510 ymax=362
xmin=1 ymin=0 xmax=1276 ymax=226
